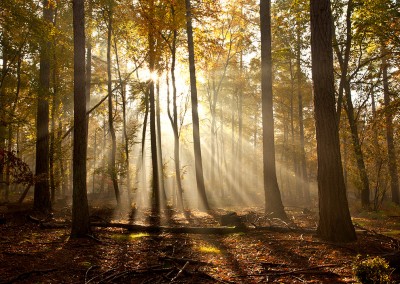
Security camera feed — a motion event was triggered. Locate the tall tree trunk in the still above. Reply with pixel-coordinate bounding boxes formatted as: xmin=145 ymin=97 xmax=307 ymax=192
xmin=333 ymin=0 xmax=369 ymax=209
xmin=238 ymin=53 xmax=243 ymax=196
xmin=0 ymin=35 xmax=8 ymax=199
xmin=34 ymin=0 xmax=53 ymax=213
xmin=113 ymin=38 xmax=131 ymax=203
xmin=148 ymin=0 xmax=160 ymax=215
xmin=382 ymin=47 xmax=399 ymax=204
xmin=101 ymin=118 xmax=106 ymax=193
xmin=156 ymin=81 xmax=167 ymax=206
xmin=289 ymin=59 xmax=300 ymax=202
xmin=106 ymin=6 xmax=121 ymax=206
xmin=185 ymin=0 xmax=209 ymax=210
xmin=57 ymin=121 xmax=66 ymax=196
xmin=344 ymin=83 xmax=370 ymax=208
xmin=310 ymin=0 xmax=356 ymax=242
xmin=166 ymin=18 xmax=184 ymax=210
xmin=296 ymin=26 xmax=310 ymax=204
xmin=50 ymin=8 xmax=58 ymax=203
xmin=71 ymin=0 xmax=90 ymax=237
xmin=260 ymin=0 xmax=287 ymax=218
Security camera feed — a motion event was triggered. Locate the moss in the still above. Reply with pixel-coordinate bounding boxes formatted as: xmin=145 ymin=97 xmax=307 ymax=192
xmin=353 ymin=255 xmax=393 ymax=284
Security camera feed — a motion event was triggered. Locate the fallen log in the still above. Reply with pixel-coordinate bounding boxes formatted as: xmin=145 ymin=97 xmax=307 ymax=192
xmin=38 ymin=221 xmax=316 ymax=235
xmin=91 ymin=222 xmax=247 ymax=234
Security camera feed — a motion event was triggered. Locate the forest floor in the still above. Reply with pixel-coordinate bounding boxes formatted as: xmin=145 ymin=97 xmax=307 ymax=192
xmin=0 ymin=200 xmax=399 ymax=283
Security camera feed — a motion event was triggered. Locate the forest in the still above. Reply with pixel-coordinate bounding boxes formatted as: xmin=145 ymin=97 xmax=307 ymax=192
xmin=0 ymin=0 xmax=400 ymax=283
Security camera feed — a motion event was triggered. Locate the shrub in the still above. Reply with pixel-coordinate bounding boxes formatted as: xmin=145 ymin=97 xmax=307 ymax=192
xmin=353 ymin=255 xmax=393 ymax=284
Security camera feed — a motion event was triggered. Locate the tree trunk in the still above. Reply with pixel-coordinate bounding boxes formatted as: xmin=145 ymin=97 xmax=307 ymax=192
xmin=238 ymin=53 xmax=243 ymax=196
xmin=185 ymin=0 xmax=210 ymax=211
xmin=289 ymin=59 xmax=300 ymax=202
xmin=166 ymin=19 xmax=184 ymax=210
xmin=34 ymin=0 xmax=53 ymax=213
xmin=310 ymin=0 xmax=356 ymax=242
xmin=50 ymin=8 xmax=58 ymax=203
xmin=344 ymin=82 xmax=370 ymax=208
xmin=0 ymin=35 xmax=8 ymax=199
xmin=296 ymin=26 xmax=310 ymax=204
xmin=106 ymin=6 xmax=121 ymax=206
xmin=333 ymin=0 xmax=370 ymax=209
xmin=260 ymin=0 xmax=287 ymax=218
xmin=113 ymin=37 xmax=131 ymax=203
xmin=71 ymin=0 xmax=90 ymax=237
xmin=156 ymin=81 xmax=167 ymax=207
xmin=382 ymin=47 xmax=399 ymax=204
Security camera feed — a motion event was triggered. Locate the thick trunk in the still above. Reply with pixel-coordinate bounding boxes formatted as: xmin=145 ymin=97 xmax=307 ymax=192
xmin=260 ymin=0 xmax=287 ymax=218
xmin=34 ymin=0 xmax=53 ymax=213
xmin=382 ymin=49 xmax=400 ymax=204
xmin=71 ymin=0 xmax=90 ymax=237
xmin=106 ymin=8 xmax=120 ymax=205
xmin=185 ymin=0 xmax=209 ymax=210
xmin=310 ymin=0 xmax=356 ymax=242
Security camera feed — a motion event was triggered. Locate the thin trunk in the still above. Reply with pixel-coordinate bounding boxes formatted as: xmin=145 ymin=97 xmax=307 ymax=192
xmin=113 ymin=37 xmax=131 ymax=203
xmin=310 ymin=0 xmax=356 ymax=242
xmin=166 ymin=18 xmax=184 ymax=210
xmin=382 ymin=47 xmax=399 ymax=204
xmin=185 ymin=0 xmax=209 ymax=210
xmin=334 ymin=0 xmax=369 ymax=209
xmin=344 ymin=83 xmax=370 ymax=208
xmin=289 ymin=59 xmax=300 ymax=202
xmin=156 ymin=80 xmax=167 ymax=206
xmin=34 ymin=0 xmax=53 ymax=213
xmin=93 ymin=129 xmax=97 ymax=193
xmin=296 ymin=26 xmax=310 ymax=204
xmin=101 ymin=118 xmax=106 ymax=193
xmin=71 ymin=0 xmax=90 ymax=237
xmin=148 ymin=0 xmax=160 ymax=215
xmin=238 ymin=53 xmax=243 ymax=195
xmin=106 ymin=7 xmax=120 ymax=205
xmin=57 ymin=121 xmax=65 ymax=196
xmin=0 ymin=36 xmax=7 ymax=199
xmin=260 ymin=0 xmax=287 ymax=218
xmin=50 ymin=8 xmax=58 ymax=203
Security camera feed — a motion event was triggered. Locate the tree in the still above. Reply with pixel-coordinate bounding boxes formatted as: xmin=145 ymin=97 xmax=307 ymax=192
xmin=34 ymin=0 xmax=53 ymax=213
xmin=71 ymin=0 xmax=90 ymax=237
xmin=260 ymin=0 xmax=287 ymax=218
xmin=185 ymin=0 xmax=210 ymax=211
xmin=310 ymin=0 xmax=356 ymax=242
xmin=333 ymin=0 xmax=370 ymax=209
xmin=382 ymin=45 xmax=400 ymax=205
xmin=106 ymin=2 xmax=121 ymax=206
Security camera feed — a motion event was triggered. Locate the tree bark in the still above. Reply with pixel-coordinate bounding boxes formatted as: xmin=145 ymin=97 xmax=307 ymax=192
xmin=106 ymin=6 xmax=121 ymax=206
xmin=185 ymin=0 xmax=210 ymax=211
xmin=296 ymin=25 xmax=310 ymax=204
xmin=34 ymin=0 xmax=53 ymax=213
xmin=382 ymin=47 xmax=399 ymax=204
xmin=310 ymin=0 xmax=356 ymax=242
xmin=166 ymin=18 xmax=184 ymax=210
xmin=71 ymin=0 xmax=90 ymax=237
xmin=156 ymin=81 xmax=167 ymax=207
xmin=260 ymin=0 xmax=287 ymax=218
